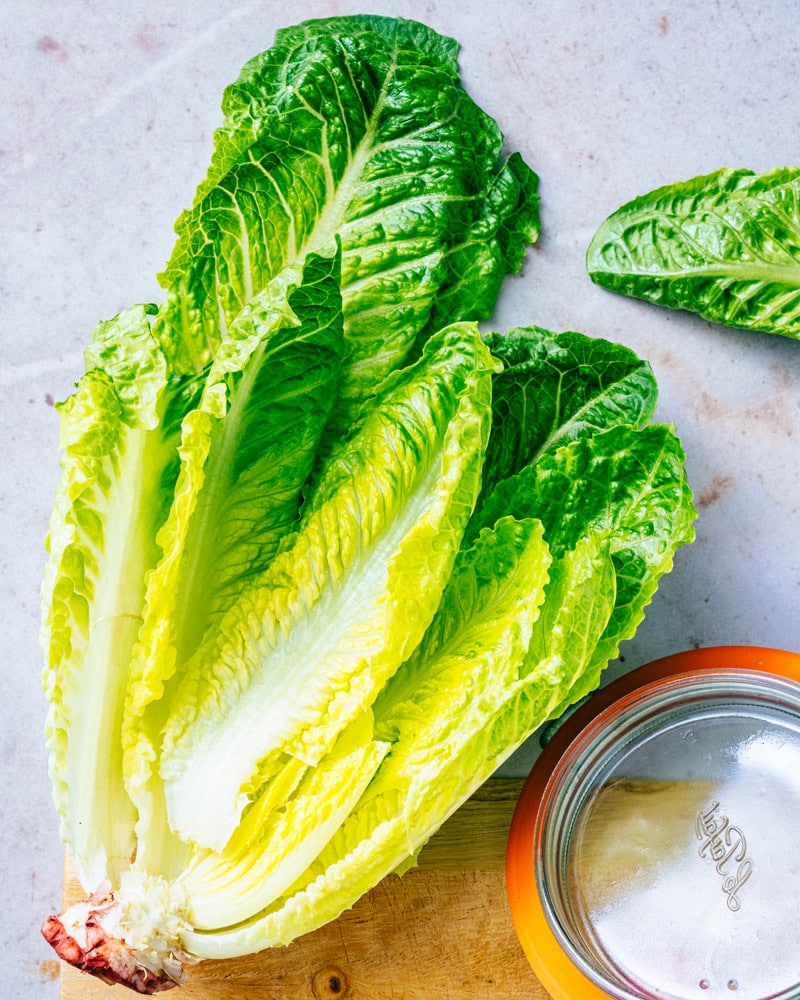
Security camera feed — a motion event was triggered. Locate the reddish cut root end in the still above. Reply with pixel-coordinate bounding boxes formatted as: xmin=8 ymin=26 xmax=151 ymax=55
xmin=41 ymin=896 xmax=180 ymax=994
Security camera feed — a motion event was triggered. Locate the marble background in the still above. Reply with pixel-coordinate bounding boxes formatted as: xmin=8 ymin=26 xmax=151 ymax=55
xmin=2 ymin=1 xmax=798 ymax=997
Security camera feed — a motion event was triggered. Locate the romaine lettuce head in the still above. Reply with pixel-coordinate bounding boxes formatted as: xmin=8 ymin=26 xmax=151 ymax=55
xmin=39 ymin=16 xmax=697 ymax=996
xmin=42 ymin=11 xmax=540 ymax=898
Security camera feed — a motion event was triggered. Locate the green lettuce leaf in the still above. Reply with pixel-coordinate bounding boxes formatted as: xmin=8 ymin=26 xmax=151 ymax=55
xmin=157 ymin=322 xmax=496 ymax=852
xmin=469 ymin=326 xmax=696 ymax=711
xmin=471 ymin=421 xmax=696 ymax=695
xmin=586 ymin=166 xmax=800 ymax=339
xmin=156 ymin=15 xmax=539 ymax=433
xmin=40 ymin=305 xmax=188 ymax=890
xmin=176 ymin=711 xmax=390 ymax=931
xmin=178 ymin=514 xmax=554 ymax=957
xmin=479 ymin=326 xmax=658 ymax=505
xmin=123 ymin=247 xmax=344 ymax=874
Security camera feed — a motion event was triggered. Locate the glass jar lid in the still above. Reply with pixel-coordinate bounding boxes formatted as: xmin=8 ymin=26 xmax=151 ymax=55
xmin=506 ymin=646 xmax=800 ymax=1000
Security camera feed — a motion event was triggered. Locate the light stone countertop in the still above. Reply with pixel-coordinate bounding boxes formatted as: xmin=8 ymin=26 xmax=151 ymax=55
xmin=2 ymin=2 xmax=798 ymax=997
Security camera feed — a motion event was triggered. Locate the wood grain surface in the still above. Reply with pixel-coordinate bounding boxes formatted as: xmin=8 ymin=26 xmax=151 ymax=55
xmin=59 ymin=779 xmax=550 ymax=1000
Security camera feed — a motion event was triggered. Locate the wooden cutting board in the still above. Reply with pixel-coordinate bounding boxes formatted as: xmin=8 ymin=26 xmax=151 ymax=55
xmin=59 ymin=779 xmax=550 ymax=999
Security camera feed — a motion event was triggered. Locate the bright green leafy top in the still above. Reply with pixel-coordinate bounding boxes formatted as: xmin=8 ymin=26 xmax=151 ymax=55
xmin=157 ymin=15 xmax=540 ymax=433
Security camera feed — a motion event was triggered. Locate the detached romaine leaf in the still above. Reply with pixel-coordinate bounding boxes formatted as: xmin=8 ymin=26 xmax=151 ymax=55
xmin=158 ymin=323 xmax=496 ymax=852
xmin=157 ymin=15 xmax=539 ymax=432
xmin=586 ymin=167 xmax=800 ymax=339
